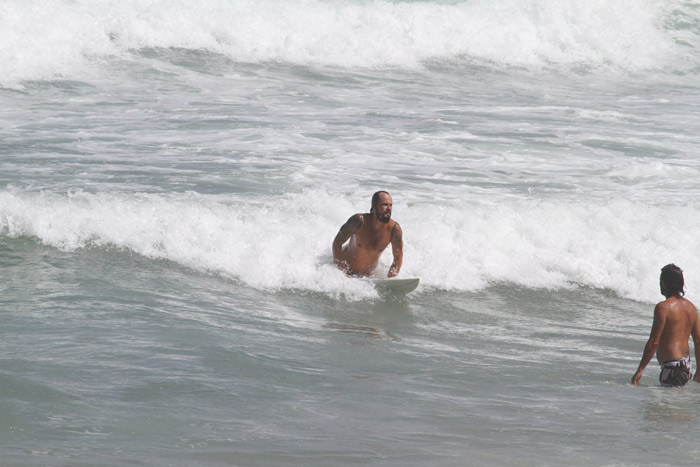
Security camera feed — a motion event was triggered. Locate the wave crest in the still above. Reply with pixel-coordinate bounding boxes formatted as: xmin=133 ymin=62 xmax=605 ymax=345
xmin=2 ymin=189 xmax=699 ymax=303
xmin=1 ymin=0 xmax=697 ymax=85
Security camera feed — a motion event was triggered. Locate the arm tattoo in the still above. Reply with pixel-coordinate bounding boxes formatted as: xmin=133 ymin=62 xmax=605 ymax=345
xmin=349 ymin=214 xmax=363 ymax=230
xmin=391 ymin=223 xmax=403 ymax=246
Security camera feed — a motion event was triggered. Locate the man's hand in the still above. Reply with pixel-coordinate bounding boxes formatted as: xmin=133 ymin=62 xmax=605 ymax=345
xmin=631 ymin=370 xmax=643 ymax=386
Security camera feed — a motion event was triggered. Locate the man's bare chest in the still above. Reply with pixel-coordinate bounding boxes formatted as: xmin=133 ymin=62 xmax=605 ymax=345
xmin=354 ymin=228 xmax=391 ymax=251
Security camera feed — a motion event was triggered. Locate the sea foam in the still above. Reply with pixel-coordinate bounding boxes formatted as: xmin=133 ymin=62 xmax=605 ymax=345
xmin=2 ymin=188 xmax=699 ymax=303
xmin=1 ymin=0 xmax=695 ymax=86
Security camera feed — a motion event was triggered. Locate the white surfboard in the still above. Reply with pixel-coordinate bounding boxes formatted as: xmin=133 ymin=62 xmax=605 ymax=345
xmin=371 ymin=277 xmax=420 ymax=296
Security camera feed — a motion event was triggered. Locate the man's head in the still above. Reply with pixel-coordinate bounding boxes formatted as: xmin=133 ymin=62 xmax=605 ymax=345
xmin=370 ymin=191 xmax=392 ymax=224
xmin=660 ymin=263 xmax=685 ymax=298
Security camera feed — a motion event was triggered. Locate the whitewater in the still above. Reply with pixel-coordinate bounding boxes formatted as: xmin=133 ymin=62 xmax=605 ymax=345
xmin=3 ymin=0 xmax=700 ymax=465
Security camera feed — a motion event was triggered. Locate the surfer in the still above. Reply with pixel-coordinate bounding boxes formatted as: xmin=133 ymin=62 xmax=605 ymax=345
xmin=332 ymin=191 xmax=403 ymax=278
xmin=632 ymin=264 xmax=700 ymax=387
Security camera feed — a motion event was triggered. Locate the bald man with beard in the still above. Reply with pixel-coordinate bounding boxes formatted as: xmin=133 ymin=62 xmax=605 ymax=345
xmin=332 ymin=191 xmax=403 ymax=278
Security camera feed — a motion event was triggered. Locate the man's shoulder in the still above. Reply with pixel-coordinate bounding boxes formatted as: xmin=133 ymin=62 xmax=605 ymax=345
xmin=682 ymin=297 xmax=699 ymax=316
xmin=657 ymin=297 xmax=698 ymax=318
xmin=349 ymin=213 xmax=366 ymax=224
xmin=683 ymin=297 xmax=698 ymax=309
xmin=655 ymin=299 xmax=672 ymax=316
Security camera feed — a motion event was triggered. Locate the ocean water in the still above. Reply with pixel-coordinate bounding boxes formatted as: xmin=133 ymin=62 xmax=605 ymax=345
xmin=2 ymin=0 xmax=700 ymax=465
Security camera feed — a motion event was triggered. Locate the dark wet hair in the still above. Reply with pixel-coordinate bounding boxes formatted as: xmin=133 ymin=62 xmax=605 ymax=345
xmin=370 ymin=191 xmax=390 ymax=213
xmin=661 ymin=263 xmax=685 ymax=297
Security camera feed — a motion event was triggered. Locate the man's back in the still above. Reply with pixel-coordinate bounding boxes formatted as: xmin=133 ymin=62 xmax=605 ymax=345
xmin=656 ymin=296 xmax=698 ymax=362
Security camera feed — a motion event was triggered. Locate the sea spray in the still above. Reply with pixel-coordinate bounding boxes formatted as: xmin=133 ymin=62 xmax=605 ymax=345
xmin=2 ymin=189 xmax=699 ymax=302
xmin=1 ymin=0 xmax=696 ymax=86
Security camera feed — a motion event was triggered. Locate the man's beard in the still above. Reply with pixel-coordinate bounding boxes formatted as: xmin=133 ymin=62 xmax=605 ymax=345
xmin=377 ymin=212 xmax=391 ymax=223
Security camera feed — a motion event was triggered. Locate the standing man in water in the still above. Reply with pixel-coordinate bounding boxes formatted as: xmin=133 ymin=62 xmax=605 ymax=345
xmin=632 ymin=264 xmax=700 ymax=387
xmin=332 ymin=191 xmax=403 ymax=278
